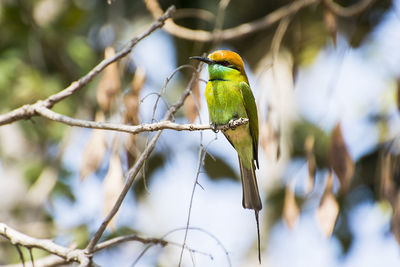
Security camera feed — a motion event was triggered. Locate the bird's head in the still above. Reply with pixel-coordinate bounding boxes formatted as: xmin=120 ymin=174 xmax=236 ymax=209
xmin=190 ymin=50 xmax=248 ymax=83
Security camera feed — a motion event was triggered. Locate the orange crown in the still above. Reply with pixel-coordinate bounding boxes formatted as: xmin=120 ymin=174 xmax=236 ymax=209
xmin=208 ymin=50 xmax=248 ymax=80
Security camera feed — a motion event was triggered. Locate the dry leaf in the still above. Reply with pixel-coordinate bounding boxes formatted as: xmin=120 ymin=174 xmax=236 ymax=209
xmin=126 ymin=134 xmax=140 ymax=168
xmin=378 ymin=151 xmax=400 ymax=244
xmin=80 ymin=111 xmax=107 ymax=180
xmin=184 ymin=73 xmax=201 ymax=123
xmin=328 ymin=122 xmax=354 ymax=194
xmin=305 ymin=134 xmax=316 ymax=194
xmin=379 ymin=152 xmax=396 ymax=202
xmin=102 ymin=152 xmax=125 ymax=230
xmin=283 ymin=179 xmax=299 ymax=229
xmin=397 ymin=79 xmax=400 ymax=111
xmin=323 ymin=9 xmax=337 ymax=46
xmin=97 ymin=47 xmax=121 ymax=112
xmin=259 ymin=111 xmax=280 ymax=161
xmin=316 ymin=171 xmax=339 ymax=237
xmin=124 ymin=67 xmax=145 ymax=125
xmin=124 ymin=67 xmax=146 ymax=167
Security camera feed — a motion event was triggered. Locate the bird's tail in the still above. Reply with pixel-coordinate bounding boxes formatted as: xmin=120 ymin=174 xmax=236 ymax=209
xmin=239 ymin=157 xmax=262 ymax=211
xmin=239 ymin=157 xmax=262 ymax=263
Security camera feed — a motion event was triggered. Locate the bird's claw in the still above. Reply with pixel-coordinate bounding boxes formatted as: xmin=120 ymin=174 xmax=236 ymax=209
xmin=228 ymin=119 xmax=237 ymax=130
xmin=210 ymin=123 xmax=219 ymax=133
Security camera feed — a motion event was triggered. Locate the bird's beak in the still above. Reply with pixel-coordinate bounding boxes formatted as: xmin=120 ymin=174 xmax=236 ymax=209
xmin=189 ymin=56 xmax=215 ymax=65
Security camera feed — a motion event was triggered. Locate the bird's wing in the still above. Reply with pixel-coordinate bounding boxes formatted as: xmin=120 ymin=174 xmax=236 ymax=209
xmin=239 ymin=81 xmax=259 ymax=168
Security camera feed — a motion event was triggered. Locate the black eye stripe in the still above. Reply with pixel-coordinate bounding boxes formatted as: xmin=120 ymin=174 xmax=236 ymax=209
xmin=216 ymin=60 xmax=229 ymax=66
xmin=216 ymin=60 xmax=239 ymax=70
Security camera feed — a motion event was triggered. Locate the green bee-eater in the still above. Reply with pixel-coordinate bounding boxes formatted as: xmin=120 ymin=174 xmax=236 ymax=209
xmin=191 ymin=50 xmax=262 ymax=262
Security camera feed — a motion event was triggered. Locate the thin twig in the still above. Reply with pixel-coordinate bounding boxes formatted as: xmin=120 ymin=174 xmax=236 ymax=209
xmin=145 ymin=0 xmax=319 ymax=42
xmin=0 ymin=6 xmax=176 ymax=127
xmin=0 ymin=7 xmax=176 ymax=267
xmin=212 ymin=0 xmax=231 ymax=46
xmin=93 ymin=234 xmax=167 ymax=252
xmin=178 ymin=122 xmax=207 ymax=267
xmin=130 ymin=235 xmax=212 ymax=266
xmin=178 ymin=134 xmax=220 ymax=266
xmin=322 ymin=0 xmax=375 ymax=17
xmin=173 ymin=8 xmax=215 ymax=22
xmin=85 ymin=62 xmax=204 ymax=255
xmin=28 ymin=248 xmax=35 ymax=267
xmin=164 ymin=227 xmax=232 ymax=267
xmin=177 ymin=61 xmax=210 ymax=266
xmin=15 ymin=245 xmax=25 ymax=267
xmin=271 ymin=17 xmax=291 ymax=61
xmin=0 ymin=255 xmax=65 ymax=267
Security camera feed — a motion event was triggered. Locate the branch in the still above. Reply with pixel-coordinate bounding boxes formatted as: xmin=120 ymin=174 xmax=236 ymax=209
xmin=0 ymin=223 xmax=211 ymax=267
xmin=35 ymin=105 xmax=248 ymax=133
xmin=144 ymin=0 xmax=318 ymax=42
xmin=85 ymin=63 xmax=204 ymax=255
xmin=93 ymin=234 xmax=168 ymax=252
xmin=0 ymin=223 xmax=88 ymax=265
xmin=173 ymin=8 xmax=215 ymax=22
xmin=0 ymin=5 xmax=176 ymax=127
xmin=322 ymin=0 xmax=376 ymax=17
xmin=0 ymin=255 xmax=66 ymax=267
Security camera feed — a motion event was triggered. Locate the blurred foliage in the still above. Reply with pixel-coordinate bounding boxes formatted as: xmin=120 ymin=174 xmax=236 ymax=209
xmin=291 ymin=119 xmax=330 ymax=168
xmin=0 ymin=0 xmax=398 ymax=265
xmin=204 ymin=153 xmax=239 ymax=181
xmin=133 ymin=152 xmax=166 ymax=200
xmin=24 ymin=160 xmax=45 ymax=186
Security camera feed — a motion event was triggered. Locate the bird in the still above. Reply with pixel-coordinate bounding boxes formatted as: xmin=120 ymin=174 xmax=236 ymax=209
xmin=190 ymin=50 xmax=262 ymax=263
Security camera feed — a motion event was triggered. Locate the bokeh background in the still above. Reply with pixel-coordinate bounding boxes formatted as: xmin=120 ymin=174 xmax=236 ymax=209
xmin=1 ymin=0 xmax=400 ymax=266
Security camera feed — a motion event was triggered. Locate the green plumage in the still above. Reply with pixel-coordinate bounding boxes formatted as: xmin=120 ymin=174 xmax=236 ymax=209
xmin=190 ymin=50 xmax=263 ymax=263
xmin=205 ymin=64 xmax=261 ymax=211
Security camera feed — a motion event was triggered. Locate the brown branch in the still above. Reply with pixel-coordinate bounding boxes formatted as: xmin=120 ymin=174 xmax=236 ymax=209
xmin=0 ymin=255 xmax=66 ymax=267
xmin=0 ymin=223 xmax=212 ymax=267
xmin=322 ymin=0 xmax=376 ymax=17
xmin=0 ymin=5 xmax=176 ymax=127
xmin=173 ymin=8 xmax=215 ymax=22
xmin=144 ymin=0 xmax=319 ymax=42
xmin=0 ymin=223 xmax=88 ymax=265
xmin=93 ymin=233 xmax=211 ymax=258
xmin=35 ymin=105 xmax=247 ymax=133
xmin=93 ymin=234 xmax=168 ymax=252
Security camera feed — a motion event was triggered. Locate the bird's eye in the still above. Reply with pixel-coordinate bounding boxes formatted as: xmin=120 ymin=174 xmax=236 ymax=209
xmin=221 ymin=61 xmax=229 ymax=66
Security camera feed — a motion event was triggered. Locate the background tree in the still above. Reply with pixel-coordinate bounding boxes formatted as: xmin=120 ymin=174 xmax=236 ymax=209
xmin=0 ymin=0 xmax=399 ymax=266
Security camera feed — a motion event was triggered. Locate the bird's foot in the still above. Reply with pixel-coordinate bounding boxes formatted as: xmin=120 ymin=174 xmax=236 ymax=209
xmin=210 ymin=123 xmax=219 ymax=133
xmin=228 ymin=119 xmax=237 ymax=130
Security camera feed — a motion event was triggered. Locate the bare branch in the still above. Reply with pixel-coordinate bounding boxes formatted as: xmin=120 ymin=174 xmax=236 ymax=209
xmin=14 ymin=245 xmax=25 ymax=267
xmin=145 ymin=0 xmax=318 ymax=42
xmin=173 ymin=8 xmax=215 ymax=22
xmin=0 ymin=5 xmax=176 ymax=127
xmin=93 ymin=234 xmax=167 ymax=252
xmin=35 ymin=105 xmax=247 ymax=134
xmin=178 ymin=136 xmax=209 ymax=266
xmin=0 ymin=224 xmax=215 ymax=267
xmin=0 ymin=255 xmax=66 ymax=267
xmin=164 ymin=227 xmax=232 ymax=267
xmin=0 ymin=223 xmax=88 ymax=265
xmin=322 ymin=0 xmax=376 ymax=17
xmin=85 ymin=62 xmax=204 ymax=255
xmin=271 ymin=17 xmax=291 ymax=60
